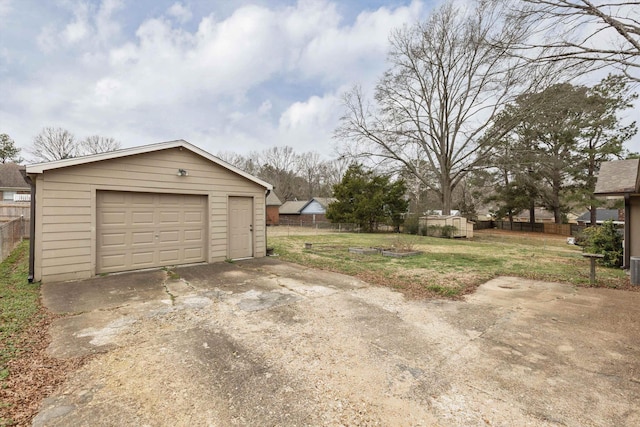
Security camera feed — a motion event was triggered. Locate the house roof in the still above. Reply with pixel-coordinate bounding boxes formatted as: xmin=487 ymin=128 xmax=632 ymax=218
xmin=25 ymin=139 xmax=272 ymax=190
xmin=576 ymin=209 xmax=622 ymax=223
xmin=279 ymin=201 xmax=308 ymax=215
xmin=0 ymin=163 xmax=30 ymax=190
xmin=279 ymin=197 xmax=337 ymax=214
xmin=310 ymin=197 xmax=337 ymax=209
xmin=594 ymin=159 xmax=640 ymax=195
xmin=266 ymin=192 xmax=282 ymax=206
xmin=513 ymin=207 xmax=555 ymax=221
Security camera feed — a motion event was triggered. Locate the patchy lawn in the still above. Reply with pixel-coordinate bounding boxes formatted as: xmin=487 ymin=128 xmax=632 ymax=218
xmin=268 ymin=229 xmax=631 ymax=298
xmin=0 ymin=242 xmax=87 ymax=426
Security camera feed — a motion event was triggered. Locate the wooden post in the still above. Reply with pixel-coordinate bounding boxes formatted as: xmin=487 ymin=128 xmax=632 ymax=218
xmin=582 ymin=253 xmax=605 ymax=285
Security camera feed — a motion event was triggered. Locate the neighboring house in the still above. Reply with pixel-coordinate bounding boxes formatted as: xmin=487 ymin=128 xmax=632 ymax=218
xmin=279 ymin=197 xmax=336 ymax=225
xmin=0 ymin=163 xmax=30 ymax=202
xmin=594 ymin=159 xmax=640 ymax=269
xmin=266 ymin=192 xmax=282 ymax=226
xmin=25 ymin=140 xmax=272 ymax=283
xmin=576 ymin=209 xmax=624 ymax=226
xmin=512 ymin=207 xmax=556 ymax=223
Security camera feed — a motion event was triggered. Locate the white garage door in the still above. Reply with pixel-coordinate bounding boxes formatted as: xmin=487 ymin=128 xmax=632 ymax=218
xmin=97 ymin=191 xmax=207 ymax=274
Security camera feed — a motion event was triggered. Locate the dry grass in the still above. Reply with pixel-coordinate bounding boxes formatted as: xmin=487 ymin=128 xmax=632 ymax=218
xmin=267 ymin=228 xmax=632 ymax=299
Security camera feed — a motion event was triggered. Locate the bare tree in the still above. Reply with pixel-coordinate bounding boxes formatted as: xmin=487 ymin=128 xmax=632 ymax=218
xmin=514 ymin=0 xmax=640 ymax=81
xmin=297 ymin=151 xmax=324 ymax=199
xmin=79 ymin=135 xmax=121 ymax=155
xmin=30 ymin=127 xmax=76 ymax=162
xmin=336 ymin=0 xmax=540 ymax=214
xmin=216 ymin=151 xmax=260 ymax=175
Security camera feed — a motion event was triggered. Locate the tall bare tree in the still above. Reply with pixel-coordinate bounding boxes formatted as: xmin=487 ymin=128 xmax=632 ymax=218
xmin=79 ymin=135 xmax=121 ymax=155
xmin=336 ymin=0 xmax=542 ymax=214
xmin=30 ymin=127 xmax=76 ymax=162
xmin=513 ymin=1 xmax=640 ymax=81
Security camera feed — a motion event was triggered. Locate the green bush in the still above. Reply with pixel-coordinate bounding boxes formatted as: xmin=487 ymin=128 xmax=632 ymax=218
xmin=404 ymin=215 xmax=420 ymax=235
xmin=427 ymin=225 xmax=442 ymax=237
xmin=581 ymin=221 xmax=623 ymax=268
xmin=441 ymin=225 xmax=457 ymax=238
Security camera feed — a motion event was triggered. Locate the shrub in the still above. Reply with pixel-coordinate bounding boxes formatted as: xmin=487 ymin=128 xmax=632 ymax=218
xmin=427 ymin=225 xmax=442 ymax=237
xmin=441 ymin=225 xmax=457 ymax=238
xmin=581 ymin=221 xmax=623 ymax=268
xmin=404 ymin=215 xmax=420 ymax=235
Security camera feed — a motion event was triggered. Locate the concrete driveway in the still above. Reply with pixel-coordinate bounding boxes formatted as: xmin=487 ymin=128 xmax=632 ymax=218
xmin=35 ymin=258 xmax=640 ymax=426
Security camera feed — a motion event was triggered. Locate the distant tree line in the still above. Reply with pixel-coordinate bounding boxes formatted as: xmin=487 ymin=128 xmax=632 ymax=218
xmin=217 ymin=146 xmax=350 ymax=202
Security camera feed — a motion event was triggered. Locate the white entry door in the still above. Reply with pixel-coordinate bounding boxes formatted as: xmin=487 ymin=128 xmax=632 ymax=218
xmin=228 ymin=197 xmax=253 ymax=259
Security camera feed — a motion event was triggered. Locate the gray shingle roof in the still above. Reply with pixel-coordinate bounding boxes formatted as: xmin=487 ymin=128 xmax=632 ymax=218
xmin=0 ymin=163 xmax=29 ymax=189
xmin=595 ymin=159 xmax=640 ymax=195
xmin=266 ymin=192 xmax=282 ymax=206
xmin=576 ymin=209 xmax=622 ymax=223
xmin=279 ymin=201 xmax=308 ymax=214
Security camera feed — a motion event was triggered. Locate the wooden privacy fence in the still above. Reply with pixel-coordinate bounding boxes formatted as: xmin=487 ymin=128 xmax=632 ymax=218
xmin=0 ymin=217 xmax=30 ymax=263
xmin=475 ymin=220 xmax=585 ymax=236
xmin=0 ymin=202 xmax=30 ymax=221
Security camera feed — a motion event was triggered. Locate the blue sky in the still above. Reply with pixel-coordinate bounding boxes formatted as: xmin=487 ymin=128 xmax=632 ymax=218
xmin=1 ymin=0 xmax=638 ymax=161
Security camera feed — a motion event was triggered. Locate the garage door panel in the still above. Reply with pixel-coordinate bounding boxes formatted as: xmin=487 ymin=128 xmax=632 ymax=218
xmin=184 ymin=211 xmax=203 ymax=223
xmin=100 ymin=192 xmax=126 ymax=204
xmin=97 ymin=191 xmax=207 ymax=274
xmin=131 ymin=193 xmax=155 ymax=205
xmin=184 ymin=229 xmax=203 ymax=241
xmin=159 ymin=249 xmax=180 ymax=263
xmin=159 ymin=211 xmax=180 ymax=223
xmin=101 ymin=254 xmax=127 ymax=269
xmin=131 ymin=252 xmax=154 ymax=267
xmin=132 ymin=231 xmax=155 ymax=245
xmin=99 ymin=211 xmax=127 ymax=225
xmin=101 ymin=233 xmax=127 ymax=247
xmin=184 ymin=247 xmax=204 ymax=261
xmin=159 ymin=230 xmax=179 ymax=243
xmin=132 ymin=211 xmax=154 ymax=224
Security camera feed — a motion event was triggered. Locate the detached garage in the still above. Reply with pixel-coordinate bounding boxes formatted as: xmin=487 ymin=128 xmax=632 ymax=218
xmin=26 ymin=140 xmax=272 ymax=283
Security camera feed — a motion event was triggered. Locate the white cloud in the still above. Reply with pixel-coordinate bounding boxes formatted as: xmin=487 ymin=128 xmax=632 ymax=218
xmin=3 ymin=0 xmax=433 ymax=157
xmin=167 ymin=2 xmax=192 ymax=24
xmin=63 ymin=3 xmax=90 ymax=44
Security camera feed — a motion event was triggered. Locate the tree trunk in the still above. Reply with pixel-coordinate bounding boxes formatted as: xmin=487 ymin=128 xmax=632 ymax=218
xmin=441 ymin=173 xmax=453 ymax=215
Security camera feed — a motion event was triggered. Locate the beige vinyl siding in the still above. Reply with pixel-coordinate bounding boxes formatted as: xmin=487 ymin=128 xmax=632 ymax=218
xmin=34 ymin=147 xmax=267 ymax=282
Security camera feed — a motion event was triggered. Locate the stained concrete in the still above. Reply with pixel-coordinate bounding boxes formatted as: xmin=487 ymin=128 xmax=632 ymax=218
xmin=35 ymin=260 xmax=640 ymax=426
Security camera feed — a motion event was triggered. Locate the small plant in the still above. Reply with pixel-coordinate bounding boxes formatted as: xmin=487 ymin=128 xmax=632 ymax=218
xmin=390 ymin=235 xmax=415 ymax=252
xmin=441 ymin=225 xmax=457 ymax=239
xmin=225 ymin=258 xmax=234 ymax=263
xmin=427 ymin=225 xmax=442 ymax=237
xmin=404 ymin=215 xmax=420 ymax=235
xmin=581 ymin=220 xmax=623 ymax=267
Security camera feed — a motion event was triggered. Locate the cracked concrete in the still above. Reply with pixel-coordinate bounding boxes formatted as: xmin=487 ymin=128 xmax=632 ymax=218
xmin=36 ymin=260 xmax=640 ymax=426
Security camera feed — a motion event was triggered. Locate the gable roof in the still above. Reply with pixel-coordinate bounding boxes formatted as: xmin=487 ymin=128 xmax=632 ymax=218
xmin=310 ymin=197 xmax=336 ymax=209
xmin=279 ymin=197 xmax=337 ymax=215
xmin=25 ymin=139 xmax=272 ymax=190
xmin=595 ymin=159 xmax=640 ymax=195
xmin=266 ymin=192 xmax=282 ymax=206
xmin=279 ymin=200 xmax=308 ymax=215
xmin=0 ymin=163 xmax=30 ymax=190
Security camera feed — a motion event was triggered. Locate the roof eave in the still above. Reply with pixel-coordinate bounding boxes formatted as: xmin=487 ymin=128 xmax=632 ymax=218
xmin=25 ymin=139 xmax=272 ymax=190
